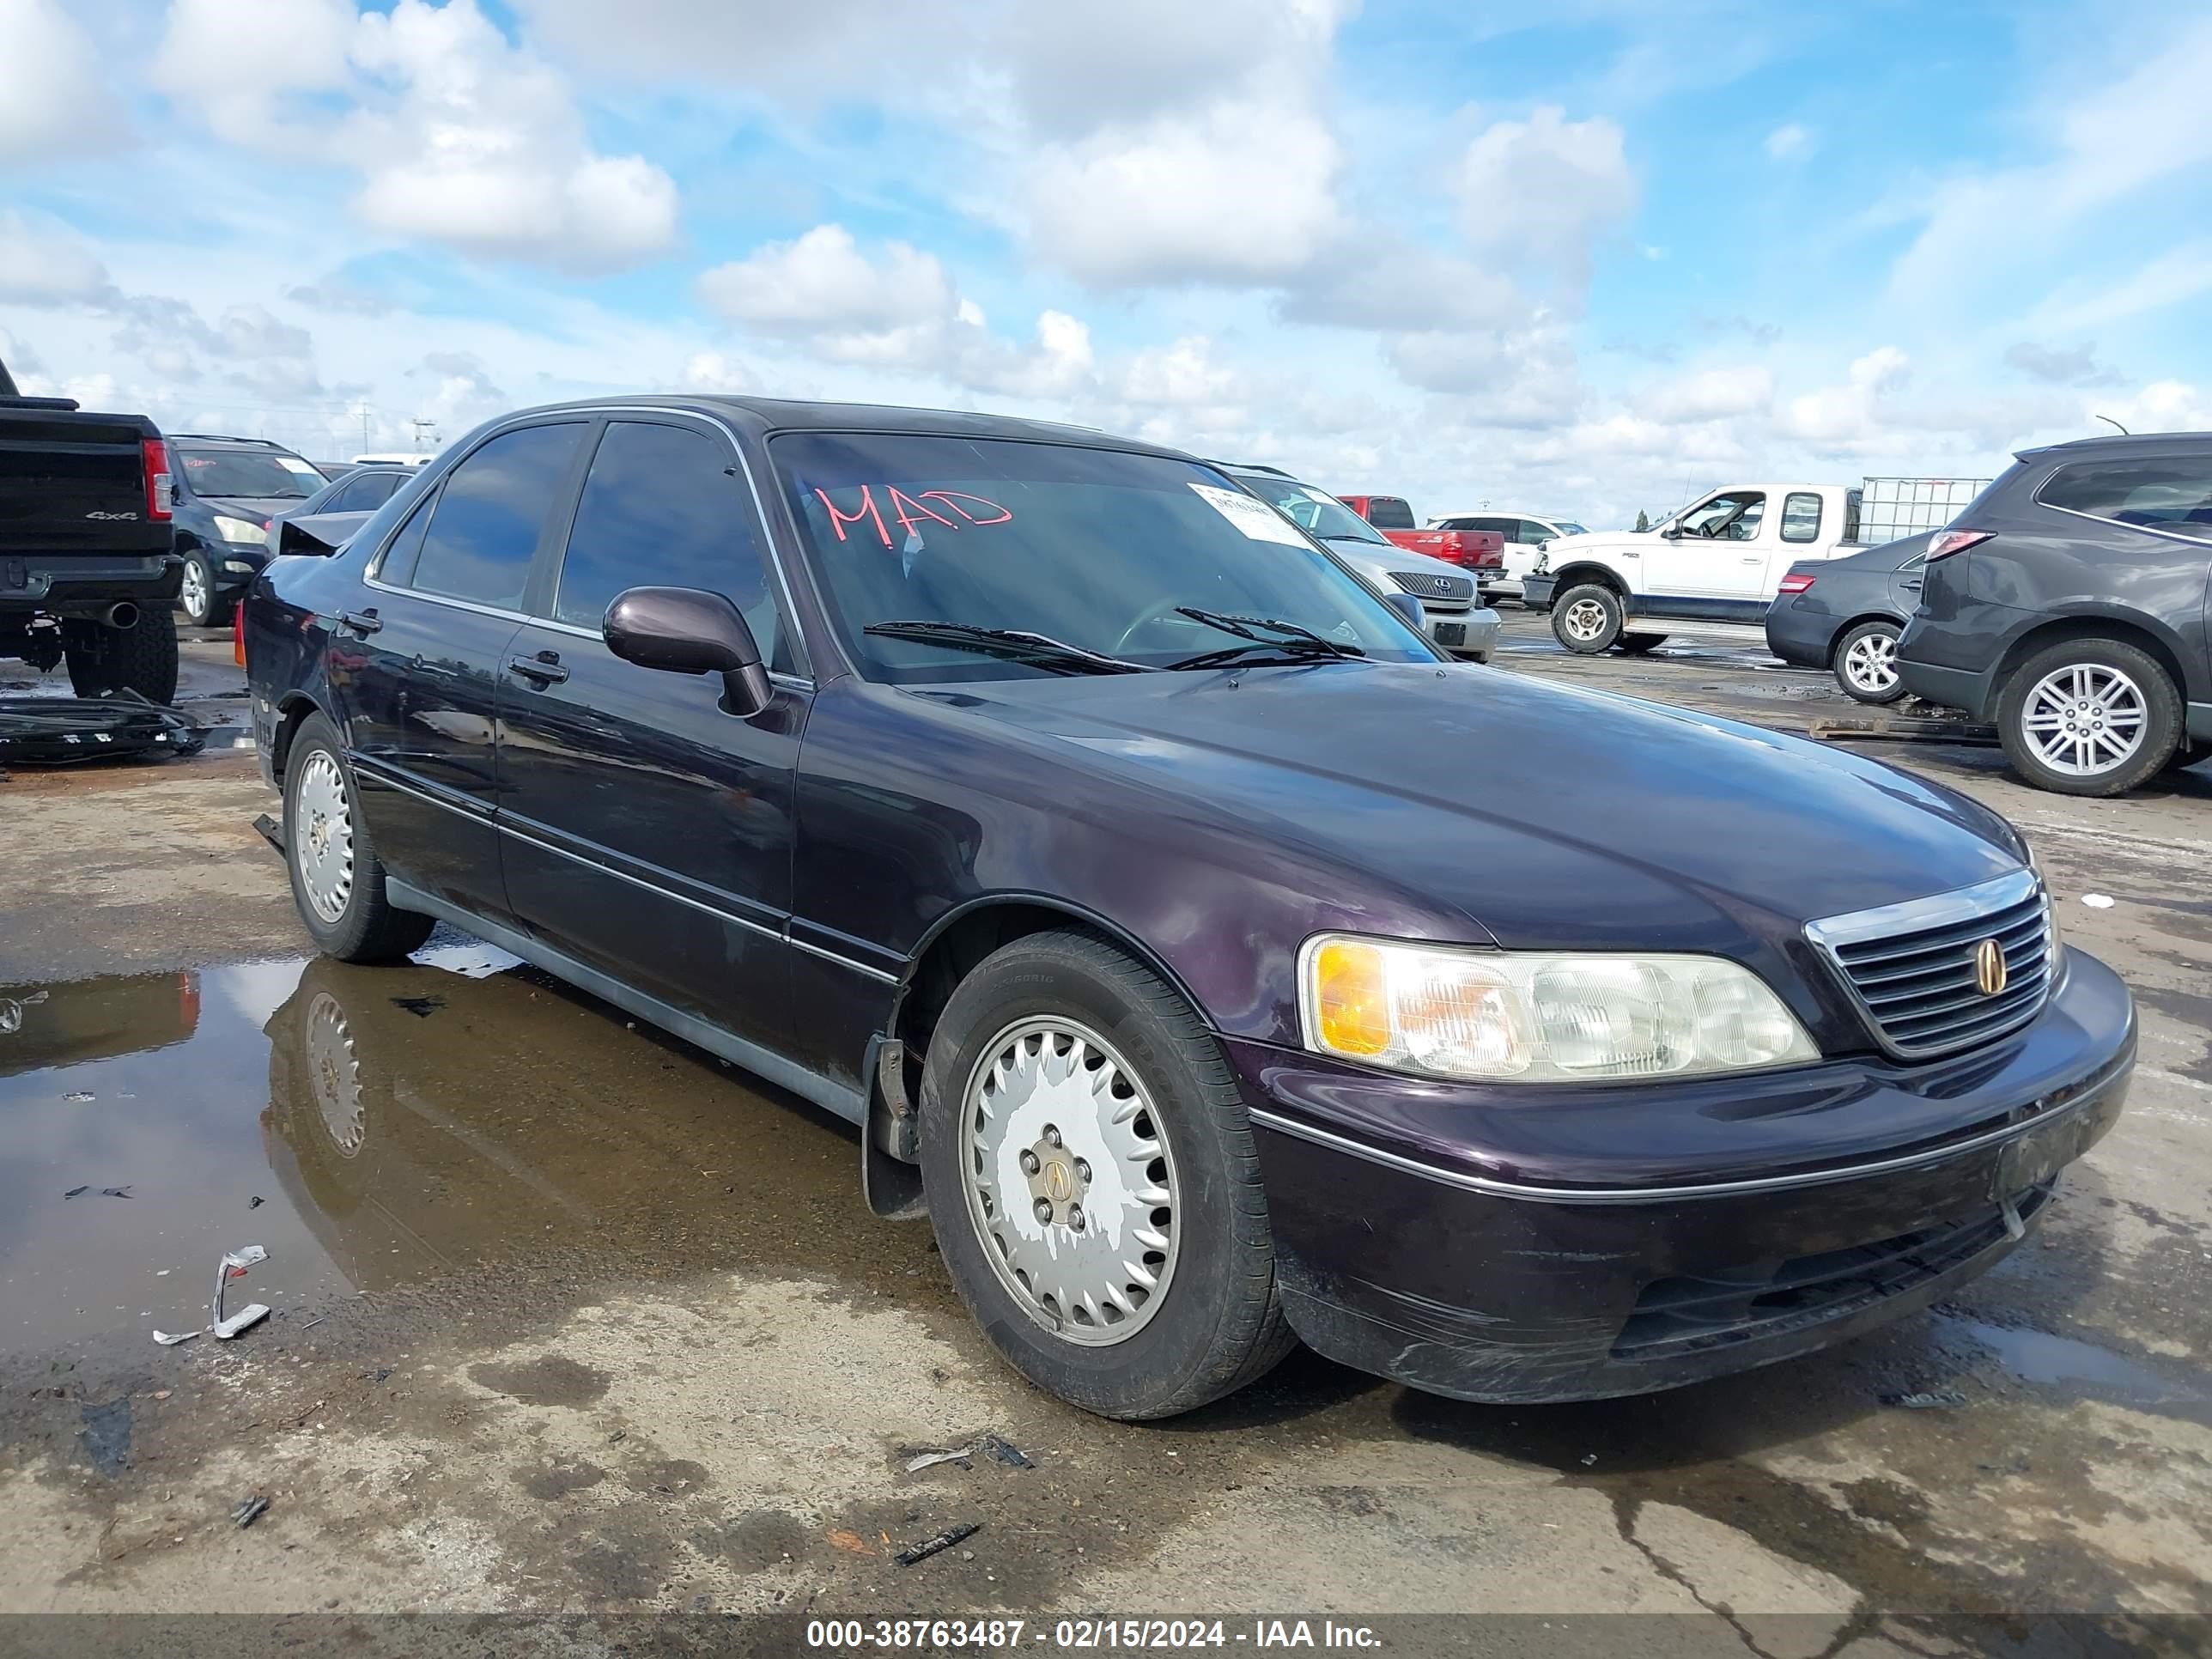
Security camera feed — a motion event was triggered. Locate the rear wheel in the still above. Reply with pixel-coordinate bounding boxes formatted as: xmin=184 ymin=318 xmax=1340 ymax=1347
xmin=283 ymin=713 xmax=436 ymax=961
xmin=1996 ymin=638 xmax=2181 ymax=797
xmin=1618 ymin=633 xmax=1668 ymax=656
xmin=1832 ymin=620 xmax=1906 ymax=704
xmin=63 ymin=608 xmax=179 ymax=703
xmin=1552 ymin=585 xmax=1624 ymax=654
xmin=919 ymin=929 xmax=1295 ymax=1419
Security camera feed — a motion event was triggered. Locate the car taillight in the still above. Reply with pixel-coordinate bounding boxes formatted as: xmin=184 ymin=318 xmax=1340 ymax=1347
xmin=234 ymin=605 xmax=246 ymax=668
xmin=1777 ymin=574 xmax=1816 ymax=593
xmin=1927 ymin=529 xmax=1992 ymax=561
xmin=142 ymin=439 xmax=173 ymax=521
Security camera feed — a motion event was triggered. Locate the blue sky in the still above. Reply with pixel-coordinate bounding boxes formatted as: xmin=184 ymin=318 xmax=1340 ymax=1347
xmin=3 ymin=0 xmax=2207 ymax=526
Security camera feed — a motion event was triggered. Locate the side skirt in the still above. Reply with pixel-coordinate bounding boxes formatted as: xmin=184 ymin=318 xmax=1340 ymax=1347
xmin=386 ymin=877 xmax=867 ymax=1127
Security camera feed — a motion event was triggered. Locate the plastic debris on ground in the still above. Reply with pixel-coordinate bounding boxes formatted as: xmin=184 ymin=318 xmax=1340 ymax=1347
xmin=63 ymin=1185 xmax=88 ymax=1200
xmin=153 ymin=1329 xmax=201 ymax=1346
xmin=979 ymin=1434 xmax=1033 ymax=1469
xmin=904 ymin=1446 xmax=976 ymax=1474
xmin=904 ymin=1433 xmax=1034 ymax=1474
xmin=895 ymin=1522 xmax=981 ymax=1566
xmin=64 ymin=1091 xmax=94 ymax=1103
xmin=213 ymin=1245 xmax=270 ymax=1340
xmin=99 ymin=1186 xmax=132 ymax=1199
xmin=1882 ymin=1389 xmax=1969 ymax=1408
xmin=390 ymin=995 xmax=444 ymax=1018
xmin=231 ymin=1495 xmax=270 ymax=1529
xmin=409 ymin=941 xmax=525 ymax=980
xmin=0 ymin=694 xmax=208 ymax=768
xmin=2081 ymin=893 xmax=2116 ymax=909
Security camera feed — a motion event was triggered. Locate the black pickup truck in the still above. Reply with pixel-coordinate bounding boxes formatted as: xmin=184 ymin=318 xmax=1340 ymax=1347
xmin=1 ymin=354 xmax=183 ymax=702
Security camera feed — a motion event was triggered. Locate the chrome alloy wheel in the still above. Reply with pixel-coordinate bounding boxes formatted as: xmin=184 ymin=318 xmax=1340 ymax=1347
xmin=179 ymin=559 xmax=210 ymax=622
xmin=305 ymin=990 xmax=366 ymax=1155
xmin=2021 ymin=664 xmax=2147 ymax=777
xmin=1559 ymin=598 xmax=1610 ymax=642
xmin=293 ymin=750 xmax=356 ymax=924
xmin=959 ymin=1018 xmax=1180 ymax=1346
xmin=1843 ymin=629 xmax=1899 ymax=694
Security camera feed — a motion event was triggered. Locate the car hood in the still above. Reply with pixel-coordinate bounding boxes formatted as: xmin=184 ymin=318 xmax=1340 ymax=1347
xmin=927 ymin=661 xmax=2025 ymax=951
xmin=1539 ymin=529 xmax=1640 ymax=560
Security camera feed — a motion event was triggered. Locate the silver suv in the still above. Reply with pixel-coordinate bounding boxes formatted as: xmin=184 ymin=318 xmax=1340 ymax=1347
xmin=1224 ymin=465 xmax=1501 ymax=662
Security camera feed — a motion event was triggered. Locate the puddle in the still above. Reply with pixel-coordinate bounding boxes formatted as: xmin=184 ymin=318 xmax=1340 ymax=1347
xmin=1934 ymin=1314 xmax=2209 ymax=1415
xmin=0 ymin=950 xmax=905 ymax=1361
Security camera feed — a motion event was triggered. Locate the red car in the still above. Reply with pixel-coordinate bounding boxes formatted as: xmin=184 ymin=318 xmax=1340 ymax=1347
xmin=1339 ymin=494 xmax=1504 ymax=577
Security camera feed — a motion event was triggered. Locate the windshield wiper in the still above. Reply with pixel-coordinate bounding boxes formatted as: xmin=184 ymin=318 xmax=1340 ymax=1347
xmin=1167 ymin=607 xmax=1367 ymax=670
xmin=863 ymin=620 xmax=1150 ymax=676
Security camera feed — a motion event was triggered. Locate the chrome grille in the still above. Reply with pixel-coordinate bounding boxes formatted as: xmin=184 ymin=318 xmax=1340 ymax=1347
xmin=1389 ymin=569 xmax=1474 ymax=602
xmin=1805 ymin=870 xmax=2055 ymax=1059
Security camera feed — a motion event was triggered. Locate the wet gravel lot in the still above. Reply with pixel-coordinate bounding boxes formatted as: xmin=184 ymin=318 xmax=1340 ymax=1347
xmin=2 ymin=620 xmax=2208 ymax=1644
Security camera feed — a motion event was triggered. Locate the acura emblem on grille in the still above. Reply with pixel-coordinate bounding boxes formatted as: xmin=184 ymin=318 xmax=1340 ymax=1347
xmin=1974 ymin=938 xmax=2007 ymax=997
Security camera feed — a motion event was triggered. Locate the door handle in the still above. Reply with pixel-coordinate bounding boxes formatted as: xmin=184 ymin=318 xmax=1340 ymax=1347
xmin=1740 ymin=556 xmax=1762 ymax=564
xmin=337 ymin=609 xmax=381 ymax=635
xmin=505 ymin=651 xmax=568 ymax=685
xmin=1900 ymin=580 xmax=1923 ymax=592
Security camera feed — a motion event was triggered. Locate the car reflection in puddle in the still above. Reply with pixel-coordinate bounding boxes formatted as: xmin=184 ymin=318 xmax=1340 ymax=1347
xmin=2 ymin=950 xmax=919 ymax=1360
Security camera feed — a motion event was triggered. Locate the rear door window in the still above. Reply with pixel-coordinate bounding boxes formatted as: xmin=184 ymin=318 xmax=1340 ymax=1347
xmin=405 ymin=423 xmax=586 ymax=610
xmin=2039 ymin=458 xmax=2212 ymax=541
xmin=551 ymin=420 xmax=789 ymax=672
xmin=1781 ymin=492 xmax=1824 ymax=542
xmin=1516 ymin=519 xmax=1556 ymax=543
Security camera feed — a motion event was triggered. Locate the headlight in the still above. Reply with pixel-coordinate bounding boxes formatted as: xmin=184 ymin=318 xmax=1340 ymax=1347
xmin=221 ymin=558 xmax=256 ymax=574
xmin=1299 ymin=935 xmax=1819 ymax=1083
xmin=212 ymin=514 xmax=269 ymax=546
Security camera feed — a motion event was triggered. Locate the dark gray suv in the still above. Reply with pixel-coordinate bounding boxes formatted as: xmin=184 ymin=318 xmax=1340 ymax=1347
xmin=1896 ymin=432 xmax=2212 ymax=795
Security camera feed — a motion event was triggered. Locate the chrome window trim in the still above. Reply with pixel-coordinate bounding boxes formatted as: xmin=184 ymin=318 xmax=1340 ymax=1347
xmin=1804 ymin=867 xmax=2051 ymax=1060
xmin=361 ymin=403 xmax=817 ymax=686
xmin=2031 ymin=498 xmax=2212 ymax=550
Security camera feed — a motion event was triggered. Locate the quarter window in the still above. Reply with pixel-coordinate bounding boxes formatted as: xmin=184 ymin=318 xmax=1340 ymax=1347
xmin=406 ymin=423 xmax=585 ymax=610
xmin=1517 ymin=519 xmax=1555 ymax=544
xmin=555 ymin=421 xmax=786 ymax=669
xmin=1781 ymin=492 xmax=1823 ymax=543
xmin=2039 ymin=459 xmax=2212 ymax=541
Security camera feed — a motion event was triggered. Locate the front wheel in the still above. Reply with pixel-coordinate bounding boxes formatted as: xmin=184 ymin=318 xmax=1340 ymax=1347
xmin=1996 ymin=638 xmax=2182 ymax=797
xmin=283 ymin=713 xmax=436 ymax=961
xmin=1552 ymin=585 xmax=1624 ymax=654
xmin=1832 ymin=620 xmax=1906 ymax=704
xmin=919 ymin=930 xmax=1295 ymax=1419
xmin=178 ymin=551 xmax=231 ymax=628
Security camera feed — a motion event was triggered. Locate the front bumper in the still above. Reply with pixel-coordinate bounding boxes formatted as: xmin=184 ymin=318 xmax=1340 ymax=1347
xmin=1426 ymin=605 xmax=1502 ymax=659
xmin=1237 ymin=946 xmax=2134 ymax=1403
xmin=1521 ymin=573 xmax=1557 ymax=609
xmin=209 ymin=547 xmax=270 ymax=595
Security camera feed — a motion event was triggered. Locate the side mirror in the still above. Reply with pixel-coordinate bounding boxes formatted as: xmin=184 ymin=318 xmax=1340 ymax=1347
xmin=1659 ymin=526 xmax=1682 ymax=540
xmin=1382 ymin=591 xmax=1427 ymax=633
xmin=604 ymin=585 xmax=772 ymax=717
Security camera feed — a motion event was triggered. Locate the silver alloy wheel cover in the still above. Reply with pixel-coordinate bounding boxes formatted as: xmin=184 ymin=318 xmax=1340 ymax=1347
xmin=293 ymin=750 xmax=356 ymax=924
xmin=180 ymin=559 xmax=208 ymax=621
xmin=1560 ymin=598 xmax=1610 ymax=641
xmin=2021 ymin=663 xmax=2148 ymax=776
xmin=305 ymin=990 xmax=366 ymax=1155
xmin=959 ymin=1017 xmax=1180 ymax=1346
xmin=1844 ymin=629 xmax=1899 ymax=693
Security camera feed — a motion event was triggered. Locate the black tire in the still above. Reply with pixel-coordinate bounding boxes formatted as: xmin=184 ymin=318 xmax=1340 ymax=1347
xmin=1618 ymin=633 xmax=1668 ymax=656
xmin=283 ymin=713 xmax=436 ymax=962
xmin=1996 ymin=637 xmax=2182 ymax=798
xmin=918 ymin=929 xmax=1297 ymax=1419
xmin=1832 ymin=620 xmax=1907 ymax=705
xmin=2162 ymin=744 xmax=2205 ymax=775
xmin=1551 ymin=584 xmax=1624 ymax=654
xmin=177 ymin=550 xmax=231 ymax=628
xmin=63 ymin=608 xmax=179 ymax=703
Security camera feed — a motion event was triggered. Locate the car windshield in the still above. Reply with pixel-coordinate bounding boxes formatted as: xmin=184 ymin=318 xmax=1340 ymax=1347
xmin=177 ymin=447 xmax=321 ymax=500
xmin=775 ymin=433 xmax=1435 ymax=681
xmin=1229 ymin=473 xmax=1390 ymax=545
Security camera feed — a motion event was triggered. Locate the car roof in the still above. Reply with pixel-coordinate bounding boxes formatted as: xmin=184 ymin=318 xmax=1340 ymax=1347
xmin=2014 ymin=429 xmax=2212 ymax=463
xmin=1431 ymin=508 xmax=1571 ymax=521
xmin=167 ymin=434 xmax=301 ymax=452
xmin=505 ymin=394 xmax=1188 ymax=460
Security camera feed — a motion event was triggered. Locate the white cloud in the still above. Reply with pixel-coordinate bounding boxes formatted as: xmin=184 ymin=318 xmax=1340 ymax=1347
xmin=2004 ymin=341 xmax=2122 ymax=389
xmin=681 ymin=349 xmax=750 ymax=392
xmin=1778 ymin=345 xmax=1911 ymax=443
xmin=2096 ymin=380 xmax=2212 ymax=434
xmin=1389 ymin=321 xmax=1587 ymax=428
xmin=511 ymin=0 xmax=948 ymax=94
xmin=151 ymin=0 xmax=678 ymax=274
xmin=1764 ymin=123 xmax=1809 ymax=161
xmin=0 ymin=0 xmax=125 ymax=165
xmin=1023 ymin=98 xmax=1344 ymax=287
xmin=0 ymin=210 xmax=120 ymax=305
xmin=1115 ymin=337 xmax=1248 ymax=408
xmin=2025 ymin=239 xmax=2212 ymax=335
xmin=1456 ymin=106 xmax=1637 ymax=280
xmin=1643 ymin=364 xmax=1776 ymax=423
xmin=699 ymin=226 xmax=954 ymax=333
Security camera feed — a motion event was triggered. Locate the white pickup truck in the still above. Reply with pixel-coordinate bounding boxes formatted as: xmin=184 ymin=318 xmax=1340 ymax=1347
xmin=1521 ymin=477 xmax=1984 ymax=654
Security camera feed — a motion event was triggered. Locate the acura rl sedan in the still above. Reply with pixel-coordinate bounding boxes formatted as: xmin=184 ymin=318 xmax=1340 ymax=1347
xmin=243 ymin=397 xmax=2134 ymax=1419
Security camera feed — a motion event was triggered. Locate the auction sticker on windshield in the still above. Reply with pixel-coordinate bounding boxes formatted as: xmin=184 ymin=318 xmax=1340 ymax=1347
xmin=1189 ymin=482 xmax=1310 ymax=547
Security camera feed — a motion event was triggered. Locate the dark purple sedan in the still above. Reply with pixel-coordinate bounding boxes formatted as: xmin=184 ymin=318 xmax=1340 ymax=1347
xmin=242 ymin=397 xmax=2135 ymax=1419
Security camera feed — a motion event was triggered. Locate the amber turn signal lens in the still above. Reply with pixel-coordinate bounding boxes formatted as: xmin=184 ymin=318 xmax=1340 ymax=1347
xmin=1313 ymin=939 xmax=1391 ymax=1056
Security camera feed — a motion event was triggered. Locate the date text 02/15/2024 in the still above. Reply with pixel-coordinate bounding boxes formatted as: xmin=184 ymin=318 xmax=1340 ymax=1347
xmin=804 ymin=1619 xmax=1382 ymax=1649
